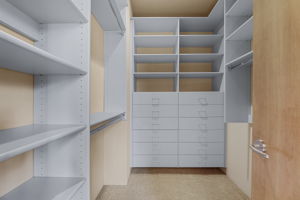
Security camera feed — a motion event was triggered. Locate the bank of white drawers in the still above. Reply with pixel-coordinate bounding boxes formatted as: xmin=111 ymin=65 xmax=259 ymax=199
xmin=132 ymin=92 xmax=225 ymax=168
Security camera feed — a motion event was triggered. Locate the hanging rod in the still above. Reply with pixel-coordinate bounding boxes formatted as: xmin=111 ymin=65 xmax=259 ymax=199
xmin=228 ymin=59 xmax=253 ymax=71
xmin=90 ymin=113 xmax=125 ymax=135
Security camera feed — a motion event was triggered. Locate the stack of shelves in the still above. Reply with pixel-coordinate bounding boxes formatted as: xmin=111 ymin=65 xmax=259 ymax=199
xmin=225 ymin=0 xmax=253 ymax=122
xmin=132 ymin=0 xmax=226 ymax=168
xmin=0 ymin=0 xmax=90 ymax=199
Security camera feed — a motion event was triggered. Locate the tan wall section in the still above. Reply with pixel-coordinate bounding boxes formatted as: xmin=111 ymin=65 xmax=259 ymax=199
xmin=90 ymin=15 xmax=106 ymax=200
xmin=0 ymin=25 xmax=34 ymax=197
xmin=226 ymin=123 xmax=252 ymax=197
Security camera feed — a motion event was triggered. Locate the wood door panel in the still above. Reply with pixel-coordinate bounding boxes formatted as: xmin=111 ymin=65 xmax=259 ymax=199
xmin=252 ymin=0 xmax=300 ymax=199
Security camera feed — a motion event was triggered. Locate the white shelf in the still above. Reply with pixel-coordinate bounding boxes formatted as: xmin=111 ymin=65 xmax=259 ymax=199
xmin=134 ymin=54 xmax=178 ymax=63
xmin=134 ymin=72 xmax=177 ymax=78
xmin=180 ymin=54 xmax=223 ymax=62
xmin=226 ymin=51 xmax=253 ymax=68
xmin=226 ymin=0 xmax=253 ymax=16
xmin=179 ymin=72 xmax=224 ymax=78
xmin=0 ymin=124 xmax=85 ymax=162
xmin=135 ymin=35 xmax=178 ymax=48
xmin=0 ymin=31 xmax=86 ymax=75
xmin=0 ymin=177 xmax=85 ymax=200
xmin=226 ymin=16 xmax=253 ymax=40
xmin=7 ymin=0 xmax=87 ymax=23
xmin=180 ymin=35 xmax=223 ymax=47
xmin=92 ymin=0 xmax=125 ymax=32
xmin=133 ymin=18 xmax=178 ymax=35
xmin=90 ymin=112 xmax=125 ymax=126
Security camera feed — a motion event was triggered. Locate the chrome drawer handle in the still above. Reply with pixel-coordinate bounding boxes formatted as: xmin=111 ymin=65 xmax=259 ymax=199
xmin=250 ymin=139 xmax=270 ymax=159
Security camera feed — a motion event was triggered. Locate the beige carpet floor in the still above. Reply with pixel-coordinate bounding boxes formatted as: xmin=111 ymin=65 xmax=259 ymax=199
xmin=97 ymin=169 xmax=249 ymax=200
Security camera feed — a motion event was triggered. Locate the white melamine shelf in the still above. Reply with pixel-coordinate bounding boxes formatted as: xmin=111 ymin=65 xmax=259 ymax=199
xmin=0 ymin=31 xmax=86 ymax=75
xmin=180 ymin=54 xmax=223 ymax=62
xmin=135 ymin=35 xmax=178 ymax=48
xmin=134 ymin=72 xmax=178 ymax=78
xmin=179 ymin=72 xmax=224 ymax=78
xmin=92 ymin=0 xmax=125 ymax=32
xmin=134 ymin=54 xmax=178 ymax=63
xmin=226 ymin=0 xmax=253 ymax=16
xmin=0 ymin=177 xmax=85 ymax=200
xmin=226 ymin=51 xmax=253 ymax=68
xmin=133 ymin=18 xmax=179 ymax=35
xmin=7 ymin=0 xmax=87 ymax=23
xmin=226 ymin=16 xmax=253 ymax=40
xmin=0 ymin=124 xmax=86 ymax=162
xmin=90 ymin=112 xmax=125 ymax=126
xmin=180 ymin=35 xmax=223 ymax=47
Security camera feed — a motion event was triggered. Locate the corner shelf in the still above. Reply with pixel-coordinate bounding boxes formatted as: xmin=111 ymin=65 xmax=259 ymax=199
xmin=0 ymin=31 xmax=86 ymax=75
xmin=0 ymin=124 xmax=86 ymax=162
xmin=226 ymin=0 xmax=253 ymax=16
xmin=226 ymin=16 xmax=253 ymax=40
xmin=0 ymin=177 xmax=85 ymax=200
xmin=92 ymin=0 xmax=125 ymax=32
xmin=179 ymin=72 xmax=223 ymax=78
xmin=134 ymin=72 xmax=178 ymax=78
xmin=180 ymin=54 xmax=223 ymax=62
xmin=226 ymin=51 xmax=253 ymax=69
xmin=7 ymin=0 xmax=88 ymax=23
xmin=134 ymin=54 xmax=178 ymax=63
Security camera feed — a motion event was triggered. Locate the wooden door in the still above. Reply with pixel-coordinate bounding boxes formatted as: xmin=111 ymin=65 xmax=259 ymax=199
xmin=252 ymin=0 xmax=300 ymax=199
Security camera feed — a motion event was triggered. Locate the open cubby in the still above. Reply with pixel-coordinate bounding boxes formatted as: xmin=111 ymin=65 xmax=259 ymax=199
xmin=226 ymin=16 xmax=252 ymax=37
xmin=180 ymin=63 xmax=212 ymax=72
xmin=180 ymin=18 xmax=223 ymax=35
xmin=134 ymin=54 xmax=178 ymax=72
xmin=136 ymin=63 xmax=176 ymax=72
xmin=180 ymin=35 xmax=223 ymax=54
xmin=135 ymin=36 xmax=178 ymax=54
xmin=134 ymin=18 xmax=179 ymax=36
xmin=179 ymin=75 xmax=222 ymax=92
xmin=134 ymin=77 xmax=177 ymax=92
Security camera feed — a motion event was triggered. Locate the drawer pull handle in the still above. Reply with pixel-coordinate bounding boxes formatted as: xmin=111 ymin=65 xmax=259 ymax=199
xmin=152 ymin=98 xmax=160 ymax=105
xmin=198 ymin=98 xmax=208 ymax=105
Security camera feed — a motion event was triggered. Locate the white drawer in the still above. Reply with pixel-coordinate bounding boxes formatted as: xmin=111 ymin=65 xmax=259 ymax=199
xmin=179 ymin=143 xmax=224 ymax=155
xmin=133 ymin=118 xmax=178 ymax=130
xmin=133 ymin=143 xmax=178 ymax=155
xmin=179 ymin=130 xmax=224 ymax=143
xmin=179 ymin=117 xmax=224 ymax=130
xmin=179 ymin=105 xmax=223 ymax=117
xmin=179 ymin=155 xmax=224 ymax=167
xmin=133 ymin=93 xmax=178 ymax=105
xmin=133 ymin=105 xmax=178 ymax=118
xmin=133 ymin=155 xmax=178 ymax=167
xmin=179 ymin=93 xmax=224 ymax=105
xmin=133 ymin=130 xmax=178 ymax=143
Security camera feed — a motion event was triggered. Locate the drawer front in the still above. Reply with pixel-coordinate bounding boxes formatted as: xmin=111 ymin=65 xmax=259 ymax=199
xmin=179 ymin=143 xmax=224 ymax=155
xmin=133 ymin=105 xmax=178 ymax=118
xmin=179 ymin=130 xmax=224 ymax=143
xmin=133 ymin=93 xmax=178 ymax=105
xmin=179 ymin=117 xmax=224 ymax=130
xmin=179 ymin=105 xmax=223 ymax=117
xmin=133 ymin=155 xmax=178 ymax=167
xmin=133 ymin=118 xmax=178 ymax=130
xmin=133 ymin=143 xmax=178 ymax=155
xmin=179 ymin=155 xmax=224 ymax=167
xmin=179 ymin=93 xmax=224 ymax=105
xmin=133 ymin=130 xmax=178 ymax=143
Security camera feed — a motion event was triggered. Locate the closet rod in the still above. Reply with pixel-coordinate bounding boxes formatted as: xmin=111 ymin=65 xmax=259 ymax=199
xmin=228 ymin=59 xmax=252 ymax=71
xmin=90 ymin=114 xmax=125 ymax=135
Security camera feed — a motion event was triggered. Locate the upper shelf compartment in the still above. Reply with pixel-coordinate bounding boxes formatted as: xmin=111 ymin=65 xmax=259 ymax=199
xmin=0 ymin=31 xmax=86 ymax=75
xmin=226 ymin=0 xmax=253 ymax=16
xmin=134 ymin=18 xmax=179 ymax=36
xmin=7 ymin=0 xmax=88 ymax=23
xmin=92 ymin=0 xmax=126 ymax=32
xmin=226 ymin=17 xmax=253 ymax=40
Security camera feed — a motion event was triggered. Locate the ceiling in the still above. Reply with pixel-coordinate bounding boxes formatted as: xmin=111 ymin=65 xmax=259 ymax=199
xmin=131 ymin=0 xmax=218 ymax=17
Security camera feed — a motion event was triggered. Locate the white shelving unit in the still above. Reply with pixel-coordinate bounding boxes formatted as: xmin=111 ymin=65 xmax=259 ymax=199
xmin=225 ymin=0 xmax=253 ymax=122
xmin=131 ymin=0 xmax=225 ymax=168
xmin=0 ymin=125 xmax=85 ymax=162
xmin=0 ymin=0 xmax=91 ymax=198
xmin=0 ymin=177 xmax=85 ymax=200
